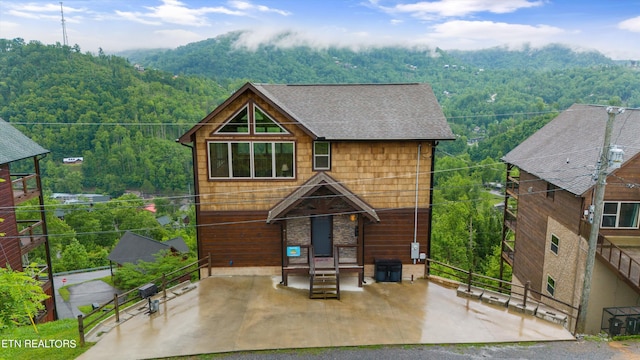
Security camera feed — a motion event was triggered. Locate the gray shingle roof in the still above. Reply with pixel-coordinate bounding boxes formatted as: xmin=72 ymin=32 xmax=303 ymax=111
xmin=108 ymin=231 xmax=189 ymax=265
xmin=253 ymin=83 xmax=454 ymax=140
xmin=179 ymin=83 xmax=454 ymax=142
xmin=502 ymin=104 xmax=640 ymax=196
xmin=0 ymin=118 xmax=49 ymax=164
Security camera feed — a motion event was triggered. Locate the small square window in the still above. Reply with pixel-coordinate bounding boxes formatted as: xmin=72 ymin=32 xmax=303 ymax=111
xmin=546 ymin=275 xmax=556 ymax=297
xmin=550 ymin=234 xmax=559 ymax=255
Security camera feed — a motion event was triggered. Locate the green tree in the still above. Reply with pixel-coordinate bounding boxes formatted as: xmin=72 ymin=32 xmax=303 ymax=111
xmin=0 ymin=267 xmax=49 ymax=330
xmin=59 ymin=239 xmax=90 ymax=271
xmin=113 ymin=250 xmax=193 ymax=290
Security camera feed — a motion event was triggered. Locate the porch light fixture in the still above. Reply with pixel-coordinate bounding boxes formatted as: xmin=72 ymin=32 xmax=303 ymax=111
xmin=350 ymin=214 xmax=357 ymax=222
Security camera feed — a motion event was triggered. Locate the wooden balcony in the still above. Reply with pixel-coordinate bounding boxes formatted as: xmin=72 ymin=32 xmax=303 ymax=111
xmin=11 ymin=173 xmax=41 ymax=204
xmin=501 ymin=239 xmax=515 ymax=266
xmin=505 ymin=175 xmax=520 ymax=200
xmin=18 ymin=220 xmax=46 ymax=255
xmin=596 ymin=235 xmax=640 ymax=294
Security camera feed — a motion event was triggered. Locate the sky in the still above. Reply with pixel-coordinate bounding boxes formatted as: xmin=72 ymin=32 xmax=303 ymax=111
xmin=1 ymin=0 xmax=639 ymax=59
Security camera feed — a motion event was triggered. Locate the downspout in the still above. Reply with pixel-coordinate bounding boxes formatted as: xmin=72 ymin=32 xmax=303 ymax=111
xmin=279 ymin=221 xmax=284 ymax=284
xmin=426 ymin=142 xmax=438 ymax=276
xmin=179 ymin=140 xmax=200 ymax=277
xmin=36 ymin=153 xmax=56 ymax=320
xmin=413 ymin=144 xmax=421 ymax=264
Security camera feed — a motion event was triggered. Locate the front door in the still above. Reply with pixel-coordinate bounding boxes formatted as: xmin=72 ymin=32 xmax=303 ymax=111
xmin=311 ymin=215 xmax=332 ymax=257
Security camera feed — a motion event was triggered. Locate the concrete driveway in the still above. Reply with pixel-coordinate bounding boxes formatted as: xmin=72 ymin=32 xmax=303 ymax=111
xmin=77 ymin=275 xmax=575 ymax=360
xmin=53 ymin=269 xmax=120 ymax=319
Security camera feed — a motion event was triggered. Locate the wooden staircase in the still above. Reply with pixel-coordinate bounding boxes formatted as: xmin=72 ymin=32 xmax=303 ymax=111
xmin=309 ymin=248 xmax=340 ymax=300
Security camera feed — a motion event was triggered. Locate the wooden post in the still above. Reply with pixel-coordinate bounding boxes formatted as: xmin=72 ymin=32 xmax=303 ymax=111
xmin=77 ymin=314 xmax=85 ymax=347
xmin=467 ymin=269 xmax=472 ymax=293
xmin=114 ymin=293 xmax=120 ymax=323
xmin=523 ymin=281 xmax=530 ymax=308
xmin=162 ymin=274 xmax=167 ymax=298
xmin=208 ymin=252 xmax=212 ymax=277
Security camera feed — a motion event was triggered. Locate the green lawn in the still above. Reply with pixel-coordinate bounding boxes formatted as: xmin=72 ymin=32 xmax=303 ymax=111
xmin=0 ymin=319 xmax=93 ymax=360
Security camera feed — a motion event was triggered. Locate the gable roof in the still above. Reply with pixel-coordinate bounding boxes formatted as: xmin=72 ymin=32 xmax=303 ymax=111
xmin=179 ymin=82 xmax=454 ymax=142
xmin=107 ymin=231 xmax=189 ymax=265
xmin=502 ymin=104 xmax=640 ymax=196
xmin=266 ymin=172 xmax=380 ymax=223
xmin=0 ymin=118 xmax=49 ymax=164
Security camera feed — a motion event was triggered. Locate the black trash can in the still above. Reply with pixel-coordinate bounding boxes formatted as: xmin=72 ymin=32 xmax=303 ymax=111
xmin=609 ymin=317 xmax=623 ymax=337
xmin=375 ymin=260 xmax=389 ymax=282
xmin=626 ymin=317 xmax=640 ymax=335
xmin=389 ymin=263 xmax=402 ymax=282
xmin=374 ymin=259 xmax=402 ymax=283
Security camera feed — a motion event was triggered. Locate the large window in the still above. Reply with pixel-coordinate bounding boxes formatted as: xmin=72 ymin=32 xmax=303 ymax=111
xmin=208 ymin=141 xmax=294 ymax=179
xmin=602 ymin=202 xmax=640 ymax=229
xmin=313 ymin=141 xmax=331 ymax=170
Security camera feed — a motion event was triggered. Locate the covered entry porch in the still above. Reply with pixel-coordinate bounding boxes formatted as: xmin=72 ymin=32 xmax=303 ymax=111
xmin=266 ymin=173 xmax=380 ymax=295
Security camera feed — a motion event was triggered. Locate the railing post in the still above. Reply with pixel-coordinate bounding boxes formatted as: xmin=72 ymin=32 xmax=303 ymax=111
xmin=424 ymin=258 xmax=430 ymax=278
xmin=114 ymin=293 xmax=120 ymax=323
xmin=162 ymin=273 xmax=167 ymax=298
xmin=77 ymin=314 xmax=85 ymax=347
xmin=208 ymin=252 xmax=212 ymax=277
xmin=467 ymin=269 xmax=472 ymax=292
xmin=523 ymin=281 xmax=530 ymax=308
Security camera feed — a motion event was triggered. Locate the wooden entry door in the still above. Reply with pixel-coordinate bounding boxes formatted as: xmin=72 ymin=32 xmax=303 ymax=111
xmin=311 ymin=215 xmax=332 ymax=257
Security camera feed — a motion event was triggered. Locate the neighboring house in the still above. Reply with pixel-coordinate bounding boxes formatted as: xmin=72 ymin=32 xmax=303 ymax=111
xmin=501 ymin=104 xmax=640 ymax=333
xmin=178 ymin=82 xmax=454 ymax=296
xmin=0 ymin=118 xmax=56 ymax=322
xmin=108 ymin=231 xmax=189 ymax=268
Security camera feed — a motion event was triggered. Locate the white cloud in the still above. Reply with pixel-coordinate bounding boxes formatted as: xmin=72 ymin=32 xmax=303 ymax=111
xmin=228 ymin=1 xmax=291 ymax=16
xmin=110 ymin=0 xmax=290 ymax=27
xmin=373 ymin=0 xmax=543 ymax=19
xmin=619 ymin=16 xmax=640 ymax=32
xmin=115 ymin=10 xmax=163 ymax=26
xmin=425 ymin=20 xmax=564 ymax=48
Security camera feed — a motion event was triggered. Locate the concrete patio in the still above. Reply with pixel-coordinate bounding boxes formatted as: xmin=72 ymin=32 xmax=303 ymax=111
xmin=77 ymin=275 xmax=575 ymax=360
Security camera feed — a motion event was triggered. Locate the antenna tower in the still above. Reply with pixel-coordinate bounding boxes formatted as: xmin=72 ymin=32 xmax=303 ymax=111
xmin=60 ymin=2 xmax=69 ymax=46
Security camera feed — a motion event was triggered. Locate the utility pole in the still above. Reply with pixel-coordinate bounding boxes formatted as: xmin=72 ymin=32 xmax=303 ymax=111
xmin=576 ymin=106 xmax=624 ymax=333
xmin=60 ymin=2 xmax=69 ymax=46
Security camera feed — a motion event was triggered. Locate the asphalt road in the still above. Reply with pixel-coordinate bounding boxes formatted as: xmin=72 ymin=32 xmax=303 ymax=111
xmin=53 ymin=269 xmax=120 ymax=319
xmin=213 ymin=339 xmax=640 ymax=360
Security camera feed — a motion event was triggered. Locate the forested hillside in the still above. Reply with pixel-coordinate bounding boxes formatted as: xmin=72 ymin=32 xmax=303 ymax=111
xmin=0 ymin=38 xmax=228 ymax=195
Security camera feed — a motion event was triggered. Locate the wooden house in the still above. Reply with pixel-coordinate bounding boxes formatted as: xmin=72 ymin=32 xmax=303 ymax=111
xmin=0 ymin=118 xmax=56 ymax=322
xmin=178 ymin=83 xmax=454 ymax=297
xmin=501 ymin=104 xmax=640 ymax=333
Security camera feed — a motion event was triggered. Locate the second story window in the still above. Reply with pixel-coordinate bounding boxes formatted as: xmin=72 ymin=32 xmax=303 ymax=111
xmin=602 ymin=202 xmax=640 ymax=229
xmin=208 ymin=141 xmax=294 ymax=179
xmin=550 ymin=234 xmax=559 ymax=255
xmin=313 ymin=141 xmax=331 ymax=170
